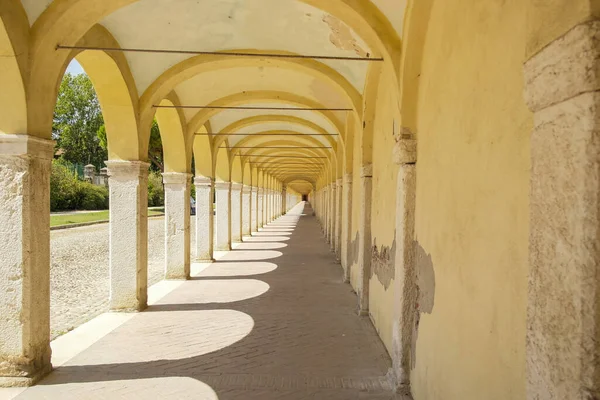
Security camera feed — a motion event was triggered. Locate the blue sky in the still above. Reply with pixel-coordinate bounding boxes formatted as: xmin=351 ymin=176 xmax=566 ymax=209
xmin=65 ymin=59 xmax=85 ymax=75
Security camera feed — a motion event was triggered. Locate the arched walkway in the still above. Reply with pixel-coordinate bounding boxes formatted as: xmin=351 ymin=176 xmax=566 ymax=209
xmin=2 ymin=1 xmax=600 ymax=399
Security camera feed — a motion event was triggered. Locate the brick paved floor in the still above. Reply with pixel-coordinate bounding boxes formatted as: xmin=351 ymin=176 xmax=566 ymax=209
xmin=15 ymin=203 xmax=408 ymax=400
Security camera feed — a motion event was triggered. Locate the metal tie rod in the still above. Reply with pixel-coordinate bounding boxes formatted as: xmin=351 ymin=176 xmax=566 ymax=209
xmin=56 ymin=45 xmax=384 ymax=62
xmin=196 ymin=133 xmax=339 ymax=136
xmin=236 ymin=155 xmax=328 ymax=159
xmin=231 ymin=146 xmax=331 ymax=148
xmin=172 ymin=106 xmax=351 ymax=111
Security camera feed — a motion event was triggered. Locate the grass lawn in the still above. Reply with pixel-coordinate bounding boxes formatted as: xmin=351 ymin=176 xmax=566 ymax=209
xmin=51 ymin=208 xmax=164 ymax=227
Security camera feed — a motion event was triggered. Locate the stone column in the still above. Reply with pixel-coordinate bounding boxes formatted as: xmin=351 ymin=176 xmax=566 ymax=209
xmin=524 ymin=21 xmax=600 ymax=400
xmin=266 ymin=189 xmax=270 ymax=223
xmin=242 ymin=185 xmax=251 ymax=236
xmin=251 ymin=186 xmax=258 ymax=232
xmin=330 ymin=182 xmax=337 ymax=252
xmin=230 ymin=183 xmax=242 ymax=243
xmin=282 ymin=187 xmax=287 ymax=215
xmin=265 ymin=189 xmax=270 ymax=224
xmin=257 ymin=188 xmax=264 ymax=228
xmin=389 ymin=139 xmax=417 ymax=393
xmin=269 ymin=189 xmax=274 ymax=221
xmin=0 ymin=134 xmax=53 ymax=386
xmin=215 ymin=181 xmax=231 ymax=251
xmin=335 ymin=178 xmax=343 ymax=260
xmin=341 ymin=173 xmax=353 ymax=282
xmin=322 ymin=187 xmax=328 ymax=235
xmin=106 ymin=160 xmax=149 ymax=312
xmin=163 ymin=172 xmax=191 ymax=280
xmin=194 ymin=176 xmax=214 ymax=261
xmin=270 ymin=190 xmax=275 ymax=220
xmin=357 ymin=164 xmax=373 ymax=316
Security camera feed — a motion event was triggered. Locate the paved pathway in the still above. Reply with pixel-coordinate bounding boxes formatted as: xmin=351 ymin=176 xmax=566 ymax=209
xmin=16 ymin=203 xmax=406 ymax=399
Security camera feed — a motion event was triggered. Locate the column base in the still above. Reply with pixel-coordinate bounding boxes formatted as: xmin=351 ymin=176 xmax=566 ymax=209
xmin=110 ymin=304 xmax=146 ymax=313
xmin=0 ymin=353 xmax=52 ymax=388
xmin=386 ymin=368 xmax=412 ymax=395
xmin=164 ymin=273 xmax=190 ymax=281
xmin=357 ymin=309 xmax=369 ymax=317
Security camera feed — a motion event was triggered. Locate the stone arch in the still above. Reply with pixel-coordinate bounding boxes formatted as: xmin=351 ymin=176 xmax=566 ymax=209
xmin=242 ymin=161 xmax=252 ymax=186
xmin=154 ymin=93 xmax=191 ymax=173
xmin=186 ymin=91 xmax=346 ymax=144
xmin=62 ymin=25 xmax=141 ymax=160
xmin=214 ymin=145 xmax=231 ymax=182
xmin=251 ymin=166 xmax=259 ymax=187
xmin=213 ymin=114 xmax=339 ymax=149
xmin=25 ymin=0 xmax=404 ymax=141
xmin=360 ymin=63 xmax=383 ymax=165
xmin=231 ymin=156 xmax=243 ymax=184
xmin=398 ymin=0 xmax=435 ymax=136
xmin=284 ymin=177 xmax=317 ymax=188
xmin=139 ymin=51 xmax=363 ymax=126
xmin=0 ymin=2 xmax=28 ymax=135
xmin=193 ymin=124 xmax=213 ymax=178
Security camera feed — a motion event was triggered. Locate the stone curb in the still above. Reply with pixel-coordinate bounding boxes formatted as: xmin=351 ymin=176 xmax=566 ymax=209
xmin=50 ymin=214 xmax=165 ymax=231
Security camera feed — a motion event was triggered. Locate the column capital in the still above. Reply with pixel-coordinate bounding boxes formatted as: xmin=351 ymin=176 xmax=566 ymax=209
xmin=242 ymin=184 xmax=252 ymax=193
xmin=194 ymin=176 xmax=213 ymax=186
xmin=361 ymin=163 xmax=373 ymax=178
xmin=393 ymin=138 xmax=417 ymax=165
xmin=344 ymin=173 xmax=352 ymax=184
xmin=214 ymin=181 xmax=231 ymax=190
xmin=105 ymin=160 xmax=150 ymax=179
xmin=258 ymin=187 xmax=264 ymax=194
xmin=336 ymin=178 xmax=343 ymax=187
xmin=0 ymin=134 xmax=54 ymax=159
xmin=231 ymin=182 xmax=243 ymax=191
xmin=251 ymin=186 xmax=259 ymax=193
xmin=162 ymin=172 xmax=192 ymax=185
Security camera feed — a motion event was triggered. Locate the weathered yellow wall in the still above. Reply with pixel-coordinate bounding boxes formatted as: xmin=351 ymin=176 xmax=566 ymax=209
xmin=410 ymin=0 xmax=531 ymax=399
xmin=368 ymin=66 xmax=399 ymax=354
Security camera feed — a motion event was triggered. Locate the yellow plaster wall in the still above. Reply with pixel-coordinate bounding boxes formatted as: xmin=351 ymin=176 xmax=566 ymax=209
xmin=368 ymin=66 xmax=399 ymax=355
xmin=410 ymin=1 xmax=531 ymax=399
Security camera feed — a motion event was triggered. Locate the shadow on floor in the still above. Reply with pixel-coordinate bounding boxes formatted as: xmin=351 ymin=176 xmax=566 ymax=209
xmin=18 ymin=204 xmax=403 ymax=400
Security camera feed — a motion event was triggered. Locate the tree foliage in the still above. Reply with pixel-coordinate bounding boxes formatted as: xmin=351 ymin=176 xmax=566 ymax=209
xmin=53 ymin=73 xmax=106 ymax=167
xmin=53 ymin=72 xmax=164 ymax=171
xmin=148 ymin=120 xmax=164 ymax=172
xmin=50 ymin=159 xmax=109 ymax=211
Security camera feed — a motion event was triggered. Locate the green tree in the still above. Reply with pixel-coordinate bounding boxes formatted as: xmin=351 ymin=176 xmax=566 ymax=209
xmin=148 ymin=119 xmax=164 ymax=172
xmin=53 ymin=73 xmax=106 ymax=167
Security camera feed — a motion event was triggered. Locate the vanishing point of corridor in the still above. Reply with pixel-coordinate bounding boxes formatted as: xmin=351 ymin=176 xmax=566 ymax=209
xmin=10 ymin=203 xmax=404 ymax=400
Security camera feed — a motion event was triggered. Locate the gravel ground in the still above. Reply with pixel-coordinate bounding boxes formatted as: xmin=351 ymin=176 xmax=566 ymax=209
xmin=50 ymin=216 xmax=197 ymax=339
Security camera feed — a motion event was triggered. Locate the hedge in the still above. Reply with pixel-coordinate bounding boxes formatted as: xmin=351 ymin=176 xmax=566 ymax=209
xmin=51 ymin=160 xmax=165 ymax=211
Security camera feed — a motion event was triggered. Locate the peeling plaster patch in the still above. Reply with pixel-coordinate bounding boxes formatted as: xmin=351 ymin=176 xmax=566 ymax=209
xmin=411 ymin=240 xmax=436 ymax=368
xmin=347 ymin=231 xmax=360 ymax=277
xmin=415 ymin=241 xmax=435 ymax=314
xmin=370 ymin=237 xmax=396 ymax=289
xmin=322 ymin=15 xmax=368 ymax=57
